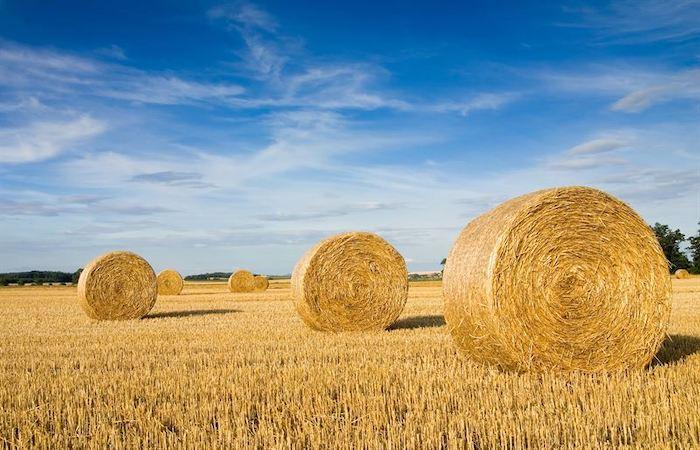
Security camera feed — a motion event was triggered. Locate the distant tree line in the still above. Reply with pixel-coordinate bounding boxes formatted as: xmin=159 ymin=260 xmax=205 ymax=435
xmin=652 ymin=222 xmax=700 ymax=274
xmin=408 ymin=273 xmax=442 ymax=281
xmin=184 ymin=272 xmax=232 ymax=281
xmin=0 ymin=270 xmax=82 ymax=286
xmin=185 ymin=272 xmax=291 ymax=281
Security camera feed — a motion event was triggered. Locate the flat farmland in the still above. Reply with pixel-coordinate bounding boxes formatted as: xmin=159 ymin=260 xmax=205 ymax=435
xmin=0 ymin=279 xmax=698 ymax=448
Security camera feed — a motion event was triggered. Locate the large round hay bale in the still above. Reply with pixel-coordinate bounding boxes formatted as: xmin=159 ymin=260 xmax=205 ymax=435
xmin=228 ymin=269 xmax=255 ymax=293
xmin=291 ymin=231 xmax=408 ymax=332
xmin=253 ymin=275 xmax=269 ymax=292
xmin=675 ymin=269 xmax=691 ymax=279
xmin=157 ymin=269 xmax=183 ymax=295
xmin=77 ymin=251 xmax=157 ymax=320
xmin=443 ymin=186 xmax=672 ymax=372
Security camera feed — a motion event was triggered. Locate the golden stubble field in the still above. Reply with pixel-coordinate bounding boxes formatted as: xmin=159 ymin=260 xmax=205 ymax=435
xmin=0 ymin=279 xmax=699 ymax=448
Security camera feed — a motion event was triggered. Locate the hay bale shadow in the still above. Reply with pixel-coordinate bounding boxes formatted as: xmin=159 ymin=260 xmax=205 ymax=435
xmin=652 ymin=334 xmax=700 ymax=366
xmin=389 ymin=315 xmax=445 ymax=330
xmin=144 ymin=309 xmax=241 ymax=319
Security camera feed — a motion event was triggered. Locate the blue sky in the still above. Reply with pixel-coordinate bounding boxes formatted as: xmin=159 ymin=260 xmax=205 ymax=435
xmin=0 ymin=0 xmax=698 ymax=274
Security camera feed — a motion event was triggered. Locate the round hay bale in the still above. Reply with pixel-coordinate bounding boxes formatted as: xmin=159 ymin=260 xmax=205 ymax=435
xmin=77 ymin=251 xmax=157 ymax=320
xmin=157 ymin=269 xmax=184 ymax=295
xmin=291 ymin=231 xmax=408 ymax=332
xmin=443 ymin=186 xmax=672 ymax=372
xmin=675 ymin=269 xmax=691 ymax=279
xmin=253 ymin=275 xmax=269 ymax=292
xmin=228 ymin=269 xmax=255 ymax=293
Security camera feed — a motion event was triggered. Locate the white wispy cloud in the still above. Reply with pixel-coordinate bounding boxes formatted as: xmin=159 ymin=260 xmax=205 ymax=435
xmin=99 ymin=75 xmax=245 ymax=105
xmin=539 ymin=65 xmax=700 ymax=113
xmin=549 ymin=156 xmax=628 ymax=170
xmin=429 ymin=92 xmax=520 ymax=116
xmin=547 ymin=133 xmax=634 ymax=170
xmin=209 ymin=3 xmax=506 ymax=114
xmin=566 ymin=137 xmax=630 ymax=155
xmin=257 ymin=202 xmax=404 ymax=222
xmin=60 ymin=108 xmax=435 ymax=191
xmin=0 ymin=41 xmax=245 ymax=106
xmin=209 ymin=3 xmax=289 ymax=80
xmin=610 ymin=70 xmax=700 ymax=112
xmin=94 ymin=44 xmax=127 ymax=60
xmin=0 ymin=190 xmax=173 ymax=217
xmin=208 ymin=2 xmax=279 ymax=32
xmin=565 ymin=0 xmax=700 ymax=44
xmin=0 ymin=96 xmax=47 ymax=112
xmin=1 ymin=12 xmax=518 ymax=117
xmin=130 ymin=171 xmax=216 ymax=189
xmin=0 ymin=116 xmax=106 ymax=163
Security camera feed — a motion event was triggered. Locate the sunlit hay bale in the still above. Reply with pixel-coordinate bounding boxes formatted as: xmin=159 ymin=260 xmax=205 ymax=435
xmin=77 ymin=251 xmax=157 ymax=320
xmin=443 ymin=186 xmax=672 ymax=372
xmin=291 ymin=231 xmax=408 ymax=332
xmin=228 ymin=270 xmax=256 ymax=293
xmin=253 ymin=275 xmax=269 ymax=292
xmin=157 ymin=269 xmax=184 ymax=295
xmin=675 ymin=269 xmax=691 ymax=279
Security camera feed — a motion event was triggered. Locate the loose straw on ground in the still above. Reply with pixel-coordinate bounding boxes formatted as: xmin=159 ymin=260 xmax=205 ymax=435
xmin=443 ymin=186 xmax=672 ymax=372
xmin=291 ymin=231 xmax=408 ymax=332
xmin=157 ymin=269 xmax=184 ymax=295
xmin=78 ymin=251 xmax=157 ymax=320
xmin=228 ymin=270 xmax=256 ymax=293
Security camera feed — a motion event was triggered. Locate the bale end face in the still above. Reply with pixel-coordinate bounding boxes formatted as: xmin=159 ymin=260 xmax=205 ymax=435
xmin=291 ymin=231 xmax=408 ymax=332
xmin=675 ymin=269 xmax=691 ymax=279
xmin=443 ymin=186 xmax=672 ymax=372
xmin=228 ymin=270 xmax=256 ymax=293
xmin=157 ymin=269 xmax=184 ymax=295
xmin=253 ymin=275 xmax=269 ymax=292
xmin=77 ymin=251 xmax=157 ymax=320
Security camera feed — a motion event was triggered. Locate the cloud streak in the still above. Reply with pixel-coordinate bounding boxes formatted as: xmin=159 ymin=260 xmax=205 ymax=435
xmin=538 ymin=65 xmax=700 ymax=113
xmin=566 ymin=0 xmax=700 ymax=44
xmin=0 ymin=116 xmax=106 ymax=163
xmin=0 ymin=41 xmax=245 ymax=106
xmin=566 ymin=137 xmax=629 ymax=155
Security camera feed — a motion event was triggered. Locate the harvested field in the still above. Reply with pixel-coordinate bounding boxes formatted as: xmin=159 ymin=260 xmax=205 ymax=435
xmin=0 ymin=278 xmax=699 ymax=447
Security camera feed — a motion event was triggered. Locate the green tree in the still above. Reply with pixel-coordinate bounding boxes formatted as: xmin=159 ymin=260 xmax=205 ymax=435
xmin=72 ymin=269 xmax=83 ymax=284
xmin=689 ymin=222 xmax=700 ymax=274
xmin=652 ymin=223 xmax=690 ymax=272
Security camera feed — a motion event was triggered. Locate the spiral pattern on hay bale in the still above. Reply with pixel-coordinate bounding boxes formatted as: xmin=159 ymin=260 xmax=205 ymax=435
xmin=291 ymin=232 xmax=408 ymax=332
xmin=157 ymin=269 xmax=184 ymax=295
xmin=253 ymin=275 xmax=269 ymax=292
xmin=443 ymin=186 xmax=672 ymax=372
xmin=77 ymin=251 xmax=157 ymax=320
xmin=228 ymin=270 xmax=256 ymax=293
xmin=675 ymin=269 xmax=691 ymax=279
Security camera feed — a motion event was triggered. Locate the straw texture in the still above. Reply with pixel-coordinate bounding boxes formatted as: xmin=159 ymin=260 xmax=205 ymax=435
xmin=675 ymin=269 xmax=691 ymax=279
xmin=291 ymin=231 xmax=408 ymax=332
xmin=443 ymin=186 xmax=672 ymax=372
xmin=228 ymin=270 xmax=256 ymax=293
xmin=253 ymin=275 xmax=269 ymax=292
xmin=77 ymin=251 xmax=157 ymax=320
xmin=157 ymin=269 xmax=183 ymax=295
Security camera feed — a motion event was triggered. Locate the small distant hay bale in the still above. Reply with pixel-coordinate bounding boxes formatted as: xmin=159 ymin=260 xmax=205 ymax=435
xmin=443 ymin=186 xmax=672 ymax=372
xmin=157 ymin=269 xmax=184 ymax=295
xmin=253 ymin=275 xmax=269 ymax=292
xmin=77 ymin=251 xmax=157 ymax=320
xmin=228 ymin=270 xmax=256 ymax=293
xmin=675 ymin=269 xmax=691 ymax=279
xmin=291 ymin=231 xmax=408 ymax=332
